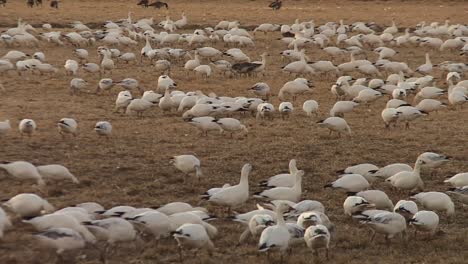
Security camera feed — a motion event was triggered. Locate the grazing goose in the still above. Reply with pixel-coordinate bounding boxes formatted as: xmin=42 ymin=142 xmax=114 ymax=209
xmin=444 ymin=173 xmax=468 ymax=187
xmin=325 ymin=174 xmax=369 ymax=193
xmin=297 ymin=211 xmax=334 ymax=231
xmin=259 ymin=159 xmax=298 ymax=188
xmin=126 ymin=98 xmax=155 ymax=117
xmin=395 ymin=106 xmax=427 ymax=129
xmin=170 ymin=155 xmax=202 ymax=184
xmin=303 ymin=100 xmax=319 ymax=116
xmin=215 ymin=118 xmax=248 ymax=138
xmin=57 ymin=118 xmax=78 ymax=138
xmin=115 ymin=91 xmax=133 ymax=113
xmin=360 ymin=211 xmax=407 ymax=243
xmin=415 ymin=99 xmax=446 ymax=113
xmin=417 ymin=152 xmax=450 ymax=172
xmin=96 ymin=78 xmax=114 ymax=94
xmin=446 ymin=186 xmax=468 ymax=205
xmin=0 ymin=120 xmax=11 ymax=136
xmin=304 ymin=224 xmax=330 ymax=260
xmin=409 ymin=211 xmax=439 ymax=237
xmin=64 ymin=60 xmax=79 ymax=76
xmin=116 ymin=78 xmax=144 ymax=95
xmin=337 ymin=163 xmax=379 ymax=178
xmin=155 ymin=202 xmax=207 ymax=216
xmin=36 ymin=165 xmax=79 ymax=184
xmin=172 ymin=223 xmax=215 ymax=261
xmin=201 ymin=163 xmax=252 ymax=210
xmin=317 ymin=117 xmax=351 ymax=136
xmin=3 ymin=193 xmax=54 ymax=218
xmin=381 ymin=108 xmax=401 ymax=128
xmin=343 ymin=196 xmax=374 ymax=216
xmin=386 ymin=158 xmax=425 ymax=191
xmin=254 ymin=170 xmax=304 ymax=202
xmin=168 ymin=212 xmax=218 ymax=238
xmin=368 ymin=163 xmax=412 ymax=179
xmin=34 ymin=228 xmax=86 ymax=260
xmin=394 ymin=200 xmax=418 ymax=221
xmin=69 ymin=78 xmax=88 ymax=95
xmin=278 ymin=78 xmax=313 ymax=101
xmin=0 ymin=161 xmax=45 ymax=186
xmin=249 ymin=82 xmax=271 ymax=100
xmin=258 ymin=203 xmax=291 ymax=261
xmin=185 ymin=116 xmax=223 ymax=136
xmin=0 ymin=207 xmax=12 ymax=239
xmin=18 ymin=119 xmax=37 ymax=137
xmin=285 ymin=200 xmax=326 ymax=218
xmin=330 ymin=101 xmax=359 ymax=117
xmin=355 ymin=190 xmax=393 ymax=210
xmin=256 ymin=103 xmax=275 ymax=121
xmin=239 ymin=214 xmax=274 ymax=244
xmin=278 ymin=102 xmax=293 ymax=119
xmin=126 ymin=211 xmax=170 ymax=240
xmin=25 ymin=214 xmax=96 ymax=243
xmin=410 ymin=192 xmax=455 ymax=219
xmin=94 ymin=121 xmax=112 ymax=138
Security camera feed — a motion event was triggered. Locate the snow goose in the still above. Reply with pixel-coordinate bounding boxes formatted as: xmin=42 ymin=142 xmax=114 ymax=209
xmin=414 ymin=87 xmax=446 ymax=102
xmin=353 ymin=89 xmax=383 ymax=105
xmin=125 ymin=211 xmax=170 ymax=240
xmin=115 ymin=91 xmax=133 ymax=113
xmin=116 ymin=78 xmax=144 ymax=94
xmin=238 ymin=214 xmax=274 ymax=244
xmin=155 ymin=202 xmax=207 ymax=216
xmin=99 ymin=48 xmax=115 ymax=75
xmin=0 ymin=120 xmax=11 ymax=136
xmin=444 ymin=173 xmax=468 ymax=187
xmin=254 ymin=170 xmax=303 ymax=202
xmin=330 ymin=101 xmax=359 ymax=117
xmin=18 ymin=119 xmax=36 ymax=137
xmin=0 ymin=207 xmax=12 ymax=239
xmin=395 ymin=106 xmax=427 ymax=129
xmin=96 ymin=78 xmax=114 ymax=94
xmin=417 ymin=152 xmax=450 ymax=172
xmin=184 ymin=52 xmax=200 ymax=71
xmin=33 ymin=228 xmax=86 ymax=260
xmin=72 ymin=49 xmax=88 ymax=62
xmin=286 ymin=200 xmax=326 ymax=218
xmin=317 ymin=117 xmax=351 ymax=136
xmin=279 ymin=78 xmax=314 ymax=101
xmin=248 ymin=82 xmax=271 ymax=100
xmin=259 ymin=159 xmax=298 ymax=188
xmin=337 ymin=163 xmax=379 ymax=179
xmin=36 ymin=165 xmax=79 ymax=184
xmin=394 ymin=200 xmax=418 ymax=221
xmin=172 ymin=223 xmax=215 ymax=261
xmin=118 ymin=52 xmax=136 ymax=64
xmin=415 ymin=99 xmax=446 ymax=113
xmin=159 ymin=86 xmax=176 ymax=112
xmin=343 ymin=196 xmax=374 ymax=216
xmin=258 ymin=202 xmax=291 ymax=261
xmin=69 ymin=78 xmax=88 ymax=95
xmin=201 ymin=163 xmax=252 ymax=210
xmin=297 ymin=211 xmax=334 ymax=232
xmin=196 ymin=47 xmax=222 ymax=59
xmin=303 ymin=100 xmax=319 ymax=116
xmin=368 ymin=163 xmax=412 ymax=179
xmin=64 ymin=59 xmax=79 ymax=76
xmin=170 ymin=155 xmax=202 ymax=184
xmin=256 ymin=103 xmax=275 ymax=121
xmin=185 ymin=116 xmax=223 ymax=136
xmin=24 ymin=214 xmax=96 ymax=243
xmin=126 ymin=98 xmax=155 ymax=117
xmin=325 ymin=174 xmax=369 ymax=193
xmin=360 ymin=211 xmax=407 ymax=243
xmin=409 ymin=211 xmax=439 ymax=237
xmin=216 ymin=118 xmax=248 ymax=138
xmin=304 ymin=224 xmax=330 ymax=259
xmin=193 ymin=64 xmax=211 ymax=78
xmin=447 ymin=186 xmax=468 ymax=205
xmin=386 ymin=158 xmax=424 ymax=191
xmin=82 ymin=63 xmax=100 ymax=74
xmin=94 ymin=121 xmax=112 ymax=138
xmin=355 ymin=190 xmax=393 ymax=210
xmin=96 ymin=206 xmax=136 ymax=217
xmin=3 ymin=193 xmax=54 ymax=218
xmin=278 ymin=102 xmax=293 ymax=119
xmin=410 ymin=192 xmax=455 ymax=219
xmin=0 ymin=161 xmax=44 ymax=186
xmin=416 ymin=53 xmax=433 ymax=75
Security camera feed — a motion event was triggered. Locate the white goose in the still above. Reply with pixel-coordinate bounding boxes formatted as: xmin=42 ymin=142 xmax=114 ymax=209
xmin=325 ymin=174 xmax=369 ymax=192
xmin=278 ymin=78 xmax=313 ymax=101
xmin=386 ymin=158 xmax=425 ymax=191
xmin=0 ymin=161 xmax=44 ymax=186
xmin=34 ymin=228 xmax=86 ymax=259
xmin=155 ymin=202 xmax=207 ymax=215
xmin=57 ymin=118 xmax=78 ymax=137
xmin=360 ymin=211 xmax=407 ymax=242
xmin=258 ymin=203 xmax=291 ymax=261
xmin=126 ymin=211 xmax=170 ymax=240
xmin=409 ymin=210 xmax=439 ymax=237
xmin=94 ymin=121 xmax=112 ymax=138
xmin=249 ymin=82 xmax=271 ymax=100
xmin=254 ymin=170 xmax=304 ymax=202
xmin=317 ymin=117 xmax=351 ymax=136
xmin=18 ymin=119 xmax=37 ymax=137
xmin=355 ymin=190 xmax=393 ymax=210
xmin=410 ymin=192 xmax=455 ymax=219
xmin=172 ymin=223 xmax=215 ymax=261
xmin=0 ymin=207 xmax=12 ymax=239
xmin=368 ymin=163 xmax=412 ymax=179
xmin=201 ymin=163 xmax=252 ymax=210
xmin=3 ymin=193 xmax=54 ymax=218
xmin=278 ymin=102 xmax=294 ymax=119
xmin=304 ymin=224 xmax=330 ymax=260
xmin=185 ymin=116 xmax=223 ymax=136
xmin=238 ymin=214 xmax=274 ymax=244
xmin=394 ymin=200 xmax=418 ymax=221
xmin=303 ymin=100 xmax=319 ymax=116
xmin=170 ymin=155 xmax=202 ymax=183
xmin=343 ymin=196 xmax=374 ymax=216
xmin=215 ymin=118 xmax=248 ymax=138
xmin=36 ymin=164 xmax=79 ymax=184
xmin=444 ymin=173 xmax=468 ymax=187
xmin=330 ymin=101 xmax=359 ymax=117
xmin=259 ymin=159 xmax=299 ymax=188
xmin=0 ymin=120 xmax=11 ymax=136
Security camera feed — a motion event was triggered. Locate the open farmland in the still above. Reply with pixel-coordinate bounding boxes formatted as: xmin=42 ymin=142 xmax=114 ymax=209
xmin=0 ymin=0 xmax=468 ymax=263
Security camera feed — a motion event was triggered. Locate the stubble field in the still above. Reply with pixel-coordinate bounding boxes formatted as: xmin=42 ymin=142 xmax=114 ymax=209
xmin=0 ymin=0 xmax=468 ymax=263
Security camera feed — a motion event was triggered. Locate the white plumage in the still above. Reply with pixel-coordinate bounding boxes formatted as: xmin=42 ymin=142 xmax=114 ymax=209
xmin=3 ymin=193 xmax=54 ymax=218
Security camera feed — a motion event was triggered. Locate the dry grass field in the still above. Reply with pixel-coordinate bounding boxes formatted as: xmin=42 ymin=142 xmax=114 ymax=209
xmin=0 ymin=0 xmax=468 ymax=263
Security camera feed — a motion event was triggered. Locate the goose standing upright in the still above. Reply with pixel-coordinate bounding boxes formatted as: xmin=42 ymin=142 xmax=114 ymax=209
xmin=258 ymin=202 xmax=290 ymax=262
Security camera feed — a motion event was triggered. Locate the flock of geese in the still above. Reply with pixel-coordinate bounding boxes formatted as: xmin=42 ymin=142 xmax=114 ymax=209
xmin=0 ymin=6 xmax=467 ymax=264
